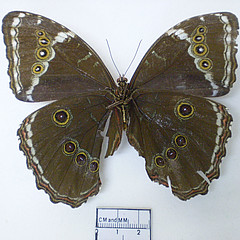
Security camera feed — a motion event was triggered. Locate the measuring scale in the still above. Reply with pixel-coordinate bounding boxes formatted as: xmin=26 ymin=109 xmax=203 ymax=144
xmin=95 ymin=208 xmax=151 ymax=240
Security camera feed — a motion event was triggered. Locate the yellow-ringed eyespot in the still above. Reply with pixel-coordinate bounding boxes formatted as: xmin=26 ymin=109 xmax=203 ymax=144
xmin=176 ymin=101 xmax=195 ymax=119
xmin=63 ymin=140 xmax=77 ymax=155
xmin=36 ymin=47 xmax=51 ymax=60
xmin=89 ymin=159 xmax=99 ymax=173
xmin=166 ymin=147 xmax=178 ymax=160
xmin=52 ymin=109 xmax=71 ymax=126
xmin=174 ymin=135 xmax=188 ymax=148
xmin=154 ymin=155 xmax=166 ymax=168
xmin=75 ymin=151 xmax=88 ymax=167
xmin=196 ymin=25 xmax=207 ymax=34
xmin=192 ymin=34 xmax=205 ymax=43
xmin=198 ymin=58 xmax=213 ymax=71
xmin=193 ymin=43 xmax=208 ymax=56
xmin=38 ymin=37 xmax=51 ymax=46
xmin=36 ymin=30 xmax=46 ymax=37
xmin=32 ymin=63 xmax=45 ymax=74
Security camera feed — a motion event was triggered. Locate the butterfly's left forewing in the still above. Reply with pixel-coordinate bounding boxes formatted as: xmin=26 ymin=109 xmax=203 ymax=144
xmin=2 ymin=11 xmax=116 ymax=102
xmin=127 ymin=90 xmax=232 ymax=200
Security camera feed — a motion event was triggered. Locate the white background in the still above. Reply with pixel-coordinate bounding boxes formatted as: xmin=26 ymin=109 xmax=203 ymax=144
xmin=0 ymin=0 xmax=240 ymax=239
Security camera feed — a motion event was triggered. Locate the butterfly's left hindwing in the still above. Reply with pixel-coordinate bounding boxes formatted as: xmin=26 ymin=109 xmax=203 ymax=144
xmin=127 ymin=90 xmax=232 ymax=200
xmin=2 ymin=11 xmax=116 ymax=102
xmin=17 ymin=92 xmax=113 ymax=207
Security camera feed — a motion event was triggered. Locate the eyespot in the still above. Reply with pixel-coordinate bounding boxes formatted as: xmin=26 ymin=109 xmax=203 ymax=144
xmin=75 ymin=151 xmax=88 ymax=166
xmin=63 ymin=140 xmax=77 ymax=155
xmin=176 ymin=101 xmax=195 ymax=119
xmin=192 ymin=34 xmax=205 ymax=43
xmin=36 ymin=47 xmax=51 ymax=60
xmin=89 ymin=159 xmax=99 ymax=173
xmin=38 ymin=37 xmax=51 ymax=46
xmin=174 ymin=135 xmax=188 ymax=148
xmin=154 ymin=155 xmax=166 ymax=168
xmin=36 ymin=30 xmax=46 ymax=37
xmin=52 ymin=109 xmax=71 ymax=127
xmin=196 ymin=25 xmax=207 ymax=34
xmin=198 ymin=58 xmax=213 ymax=71
xmin=32 ymin=63 xmax=45 ymax=74
xmin=193 ymin=44 xmax=208 ymax=56
xmin=166 ymin=147 xmax=178 ymax=160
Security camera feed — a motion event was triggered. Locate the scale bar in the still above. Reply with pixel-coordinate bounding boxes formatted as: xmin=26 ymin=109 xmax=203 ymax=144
xmin=97 ymin=225 xmax=150 ymax=229
xmin=95 ymin=208 xmax=151 ymax=240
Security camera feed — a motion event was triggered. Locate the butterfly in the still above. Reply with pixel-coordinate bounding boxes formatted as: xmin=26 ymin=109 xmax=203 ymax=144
xmin=2 ymin=11 xmax=239 ymax=207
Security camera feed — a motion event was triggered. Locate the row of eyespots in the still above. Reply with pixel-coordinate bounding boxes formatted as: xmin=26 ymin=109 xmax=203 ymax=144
xmin=191 ymin=25 xmax=213 ymax=71
xmin=51 ymin=109 xmax=99 ymax=173
xmin=154 ymin=134 xmax=188 ymax=168
xmin=63 ymin=140 xmax=99 ymax=173
xmin=154 ymin=99 xmax=192 ymax=168
xmin=31 ymin=30 xmax=52 ymax=75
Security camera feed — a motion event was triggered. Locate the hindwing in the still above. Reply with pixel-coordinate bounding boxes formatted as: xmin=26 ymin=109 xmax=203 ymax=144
xmin=127 ymin=90 xmax=232 ymax=200
xmin=17 ymin=91 xmax=122 ymax=207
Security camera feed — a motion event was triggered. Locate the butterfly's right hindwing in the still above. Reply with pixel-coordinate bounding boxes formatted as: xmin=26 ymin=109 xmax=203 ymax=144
xmin=127 ymin=90 xmax=232 ymax=200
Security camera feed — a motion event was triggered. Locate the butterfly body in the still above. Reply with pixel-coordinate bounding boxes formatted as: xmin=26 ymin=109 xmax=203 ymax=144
xmin=2 ymin=11 xmax=238 ymax=207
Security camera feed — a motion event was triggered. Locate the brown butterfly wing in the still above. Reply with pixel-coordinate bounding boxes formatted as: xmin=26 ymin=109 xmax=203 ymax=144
xmin=2 ymin=11 xmax=116 ymax=102
xmin=17 ymin=91 xmax=122 ymax=207
xmin=129 ymin=12 xmax=238 ymax=97
xmin=127 ymin=90 xmax=232 ymax=200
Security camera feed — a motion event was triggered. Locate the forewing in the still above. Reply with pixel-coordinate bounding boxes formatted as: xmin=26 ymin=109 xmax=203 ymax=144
xmin=2 ymin=11 xmax=116 ymax=102
xmin=129 ymin=12 xmax=238 ymax=97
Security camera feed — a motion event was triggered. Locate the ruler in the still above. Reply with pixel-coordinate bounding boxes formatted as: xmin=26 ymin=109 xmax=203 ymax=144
xmin=95 ymin=208 xmax=151 ymax=240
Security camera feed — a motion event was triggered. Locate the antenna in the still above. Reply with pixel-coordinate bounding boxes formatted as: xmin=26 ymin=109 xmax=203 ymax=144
xmin=106 ymin=39 xmax=121 ymax=77
xmin=124 ymin=39 xmax=142 ymax=76
xmin=106 ymin=39 xmax=142 ymax=77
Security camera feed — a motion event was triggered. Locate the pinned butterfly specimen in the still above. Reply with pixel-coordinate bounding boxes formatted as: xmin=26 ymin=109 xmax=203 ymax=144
xmin=2 ymin=11 xmax=238 ymax=207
